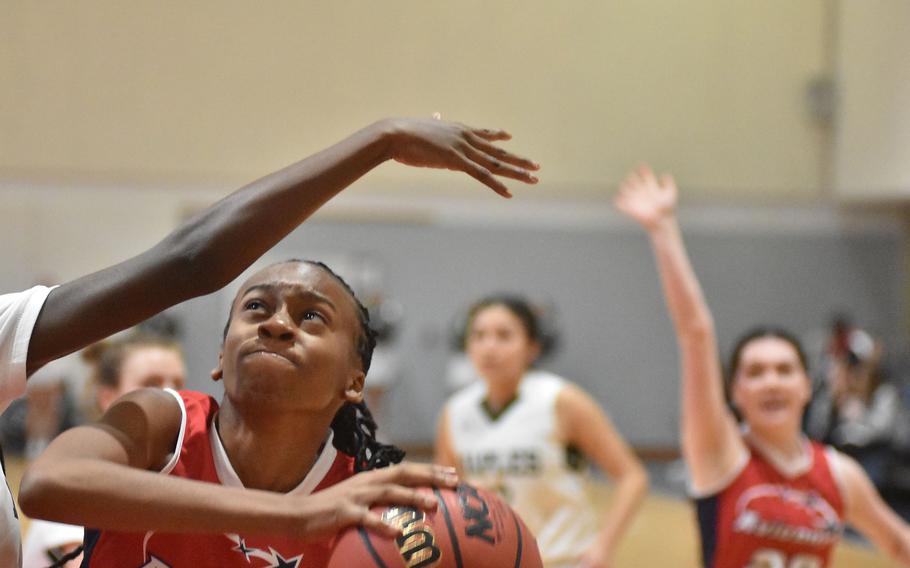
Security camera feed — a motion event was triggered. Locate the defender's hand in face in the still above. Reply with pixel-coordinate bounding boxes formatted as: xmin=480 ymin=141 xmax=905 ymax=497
xmin=381 ymin=117 xmax=540 ymax=198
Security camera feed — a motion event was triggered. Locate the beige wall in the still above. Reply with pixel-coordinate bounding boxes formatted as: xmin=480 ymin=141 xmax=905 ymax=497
xmin=2 ymin=1 xmax=828 ymax=200
xmin=834 ymin=0 xmax=910 ymax=200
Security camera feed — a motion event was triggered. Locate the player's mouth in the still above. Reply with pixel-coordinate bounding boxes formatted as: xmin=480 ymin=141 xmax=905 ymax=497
xmin=758 ymin=398 xmax=790 ymax=412
xmin=245 ymin=348 xmax=299 ymax=366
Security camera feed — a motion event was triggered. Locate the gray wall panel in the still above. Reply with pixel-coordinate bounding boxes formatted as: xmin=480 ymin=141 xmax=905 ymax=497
xmin=174 ymin=220 xmax=905 ymax=448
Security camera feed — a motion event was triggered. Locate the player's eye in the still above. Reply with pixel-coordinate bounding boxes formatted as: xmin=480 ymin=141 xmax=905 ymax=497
xmin=243 ymin=299 xmax=267 ymax=311
xmin=302 ymin=310 xmax=326 ymax=323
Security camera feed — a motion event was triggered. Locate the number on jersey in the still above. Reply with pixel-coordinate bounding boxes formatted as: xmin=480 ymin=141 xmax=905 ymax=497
xmin=748 ymin=549 xmax=821 ymax=568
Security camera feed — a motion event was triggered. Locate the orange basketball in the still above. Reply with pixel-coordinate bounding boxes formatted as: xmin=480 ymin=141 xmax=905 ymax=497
xmin=327 ymin=483 xmax=542 ymax=568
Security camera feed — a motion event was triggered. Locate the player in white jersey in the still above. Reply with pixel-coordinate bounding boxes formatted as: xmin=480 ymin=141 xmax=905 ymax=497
xmin=435 ymin=295 xmax=648 ymax=568
xmin=2 ymin=116 xmax=539 ymax=567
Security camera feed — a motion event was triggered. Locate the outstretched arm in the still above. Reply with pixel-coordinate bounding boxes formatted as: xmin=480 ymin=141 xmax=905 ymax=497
xmin=19 ymin=388 xmax=459 ymax=539
xmin=614 ymin=166 xmax=744 ymax=492
xmin=26 ymin=118 xmax=539 ymax=374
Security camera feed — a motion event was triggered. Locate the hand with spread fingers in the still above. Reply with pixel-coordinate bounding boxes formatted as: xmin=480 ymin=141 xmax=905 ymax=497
xmin=380 ymin=117 xmax=540 ymax=198
xmin=614 ymin=164 xmax=678 ymax=231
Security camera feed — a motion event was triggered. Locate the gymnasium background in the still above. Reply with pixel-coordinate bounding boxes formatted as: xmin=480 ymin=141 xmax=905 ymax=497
xmin=2 ymin=1 xmax=909 ymax=563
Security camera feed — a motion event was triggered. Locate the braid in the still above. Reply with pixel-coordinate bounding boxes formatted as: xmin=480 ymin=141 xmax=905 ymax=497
xmin=331 ymin=401 xmax=405 ymax=472
xmin=48 ymin=545 xmax=84 ymax=568
xmin=296 ymin=260 xmax=403 ymax=471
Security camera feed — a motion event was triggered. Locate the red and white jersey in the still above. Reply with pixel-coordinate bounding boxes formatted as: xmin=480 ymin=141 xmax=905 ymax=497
xmin=82 ymin=390 xmax=355 ymax=568
xmin=695 ymin=439 xmax=845 ymax=568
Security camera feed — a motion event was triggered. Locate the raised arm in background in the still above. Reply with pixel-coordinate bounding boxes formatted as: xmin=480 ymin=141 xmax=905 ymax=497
xmin=614 ymin=166 xmax=744 ymax=492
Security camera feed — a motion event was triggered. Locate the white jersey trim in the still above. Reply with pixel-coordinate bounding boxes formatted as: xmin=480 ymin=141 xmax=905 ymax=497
xmin=689 ymin=433 xmax=817 ymax=498
xmin=158 ymin=389 xmax=188 ymax=475
xmin=142 ymin=388 xmax=188 ymax=559
xmin=1 ymin=285 xmax=56 ymax=413
xmin=746 ymin=432 xmax=814 ymax=479
xmin=209 ymin=417 xmax=337 ymax=496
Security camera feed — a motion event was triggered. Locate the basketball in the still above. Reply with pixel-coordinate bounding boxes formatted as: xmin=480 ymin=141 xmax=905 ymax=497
xmin=327 ymin=483 xmax=542 ymax=568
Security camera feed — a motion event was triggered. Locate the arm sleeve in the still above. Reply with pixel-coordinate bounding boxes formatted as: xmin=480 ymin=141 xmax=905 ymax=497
xmin=0 ymin=285 xmax=56 ymax=413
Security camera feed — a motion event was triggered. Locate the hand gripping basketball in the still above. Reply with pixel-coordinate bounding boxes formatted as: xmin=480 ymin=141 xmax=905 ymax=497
xmin=328 ymin=483 xmax=543 ymax=568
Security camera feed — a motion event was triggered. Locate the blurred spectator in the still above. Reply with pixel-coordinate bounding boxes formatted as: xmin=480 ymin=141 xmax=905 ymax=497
xmin=0 ymin=352 xmax=85 ymax=459
xmin=807 ymin=328 xmax=899 ymax=488
xmin=80 ymin=333 xmax=185 ymax=421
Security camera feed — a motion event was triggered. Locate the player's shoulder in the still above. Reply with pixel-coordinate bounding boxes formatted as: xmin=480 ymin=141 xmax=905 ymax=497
xmin=523 ymin=368 xmax=570 ymax=394
xmin=529 ymin=370 xmax=588 ymax=407
xmin=823 ymin=446 xmax=863 ymax=488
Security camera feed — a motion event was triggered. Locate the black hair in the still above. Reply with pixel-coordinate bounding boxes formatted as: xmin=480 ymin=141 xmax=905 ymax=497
xmin=727 ymin=326 xmax=809 ymax=386
xmin=330 ymin=400 xmax=405 ymax=472
xmin=222 ymin=258 xmax=402 ymax=472
xmin=466 ymin=294 xmax=541 ymax=342
xmin=460 ymin=293 xmax=560 ymax=359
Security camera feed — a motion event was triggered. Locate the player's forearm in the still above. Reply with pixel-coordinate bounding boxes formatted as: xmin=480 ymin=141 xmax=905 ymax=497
xmin=646 ymin=217 xmax=714 ymax=340
xmin=20 ymin=457 xmax=303 ymax=537
xmin=865 ymin=515 xmax=910 ymax=566
xmin=593 ymin=462 xmax=648 ymax=554
xmin=26 ymin=120 xmax=395 ymax=374
xmin=164 ymin=119 xmax=396 ymax=292
xmin=647 ymin=217 xmax=738 ymax=462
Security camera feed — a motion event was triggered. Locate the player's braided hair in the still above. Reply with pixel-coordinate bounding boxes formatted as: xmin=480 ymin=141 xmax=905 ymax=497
xmin=298 ymin=260 xmax=405 ymax=472
xmin=331 ymin=399 xmax=405 ymax=472
xmin=223 ymin=259 xmax=404 ymax=472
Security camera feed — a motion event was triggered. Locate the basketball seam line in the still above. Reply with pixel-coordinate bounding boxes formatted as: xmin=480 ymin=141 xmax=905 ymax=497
xmin=434 ymin=487 xmax=464 ymax=568
xmin=509 ymin=507 xmax=524 ymax=568
xmin=358 ymin=526 xmax=389 ymax=568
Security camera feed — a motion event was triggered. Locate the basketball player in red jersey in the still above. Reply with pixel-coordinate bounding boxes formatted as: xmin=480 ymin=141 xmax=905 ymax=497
xmin=616 ymin=165 xmax=910 ymax=568
xmin=17 ymin=118 xmax=540 ymax=567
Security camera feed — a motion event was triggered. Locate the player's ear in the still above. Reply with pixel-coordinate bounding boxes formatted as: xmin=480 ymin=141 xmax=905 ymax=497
xmin=344 ymin=370 xmax=365 ymax=404
xmin=211 ymin=352 xmax=223 ymax=382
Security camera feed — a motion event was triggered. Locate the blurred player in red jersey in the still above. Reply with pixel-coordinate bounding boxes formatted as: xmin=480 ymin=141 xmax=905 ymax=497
xmin=617 ymin=165 xmax=910 ymax=568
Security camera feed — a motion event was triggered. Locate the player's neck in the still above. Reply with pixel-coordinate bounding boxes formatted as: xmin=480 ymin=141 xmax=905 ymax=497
xmin=747 ymin=426 xmax=807 ymax=463
xmin=485 ymin=378 xmax=522 ymax=413
xmin=216 ymin=402 xmax=333 ymax=492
